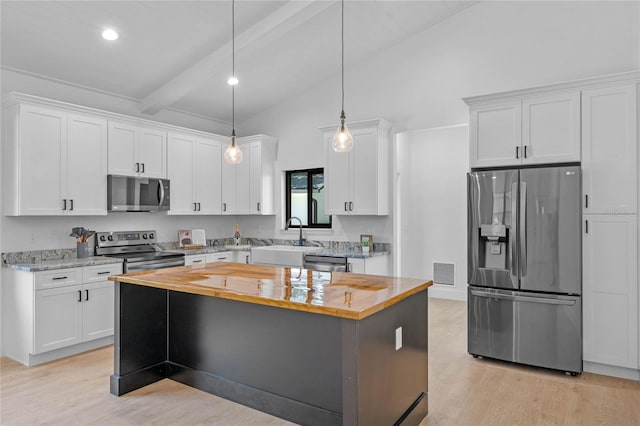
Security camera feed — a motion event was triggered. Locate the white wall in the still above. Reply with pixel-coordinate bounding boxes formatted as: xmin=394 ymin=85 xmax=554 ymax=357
xmin=398 ymin=125 xmax=469 ymax=299
xmin=241 ymin=0 xmax=639 ymax=276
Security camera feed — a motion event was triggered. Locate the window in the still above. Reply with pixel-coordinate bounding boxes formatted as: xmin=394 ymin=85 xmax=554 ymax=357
xmin=285 ymin=168 xmax=331 ymax=228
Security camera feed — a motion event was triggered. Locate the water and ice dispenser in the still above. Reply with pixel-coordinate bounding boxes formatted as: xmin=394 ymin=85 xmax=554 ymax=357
xmin=478 ymin=223 xmax=509 ymax=269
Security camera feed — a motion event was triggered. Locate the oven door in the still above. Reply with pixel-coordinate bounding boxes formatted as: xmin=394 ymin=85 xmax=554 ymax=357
xmin=125 ymin=257 xmax=184 ymax=273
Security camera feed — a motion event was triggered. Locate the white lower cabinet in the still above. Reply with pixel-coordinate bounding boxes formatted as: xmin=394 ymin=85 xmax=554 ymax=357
xmin=185 ymin=252 xmax=234 ymax=266
xmin=3 ymin=263 xmax=121 ymax=366
xmin=234 ymin=250 xmax=251 ymax=264
xmin=348 ymin=255 xmax=390 ymax=276
xmin=185 ymin=254 xmax=207 ymax=266
xmin=583 ymin=215 xmax=638 ymax=370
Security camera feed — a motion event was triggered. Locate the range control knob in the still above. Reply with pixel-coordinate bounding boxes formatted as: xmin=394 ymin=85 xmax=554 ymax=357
xmin=107 ymin=235 xmax=114 ymax=241
xmin=149 ymin=233 xmax=154 ymax=239
xmin=142 ymin=234 xmax=148 ymax=239
xmin=99 ymin=235 xmax=106 ymax=242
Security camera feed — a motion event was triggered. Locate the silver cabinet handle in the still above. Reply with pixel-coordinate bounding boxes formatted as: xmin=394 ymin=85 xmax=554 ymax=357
xmin=344 ymin=202 xmax=348 ymax=211
xmin=141 ymin=163 xmax=145 ymax=174
xmin=223 ymin=203 xmax=227 ymax=212
xmin=136 ymin=163 xmax=140 ymax=173
xmin=70 ymin=199 xmax=74 ymax=211
xmin=193 ymin=202 xmax=197 ymax=212
xmin=52 ymin=276 xmax=68 ymax=280
xmin=85 ymin=289 xmax=89 ymax=301
xmin=524 ymin=145 xmax=528 ymax=158
xmin=585 ymin=194 xmax=589 ymax=209
xmin=97 ymin=271 xmax=110 ymax=275
xmin=192 ymin=259 xmax=203 ymax=263
xmin=198 ymin=203 xmax=201 ymax=211
xmin=516 ymin=146 xmax=519 ymax=159
xmin=77 ymin=290 xmax=82 ymax=302
xmin=257 ymin=202 xmax=260 ymax=212
xmin=585 ymin=220 xmax=589 ymax=234
xmin=349 ymin=201 xmax=353 ymax=211
xmin=62 ymin=199 xmax=67 ymax=211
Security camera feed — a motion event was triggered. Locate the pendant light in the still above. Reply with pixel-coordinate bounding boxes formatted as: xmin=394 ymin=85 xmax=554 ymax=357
xmin=225 ymin=0 xmax=243 ymax=164
xmin=331 ymin=0 xmax=353 ymax=153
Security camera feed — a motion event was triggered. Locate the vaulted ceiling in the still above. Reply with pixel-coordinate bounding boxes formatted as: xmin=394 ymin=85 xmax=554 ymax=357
xmin=1 ymin=1 xmax=475 ymax=124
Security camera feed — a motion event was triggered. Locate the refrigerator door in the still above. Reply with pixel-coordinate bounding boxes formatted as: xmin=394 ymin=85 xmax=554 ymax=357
xmin=468 ymin=286 xmax=582 ymax=373
xmin=519 ymin=166 xmax=581 ymax=294
xmin=468 ymin=170 xmax=519 ymax=290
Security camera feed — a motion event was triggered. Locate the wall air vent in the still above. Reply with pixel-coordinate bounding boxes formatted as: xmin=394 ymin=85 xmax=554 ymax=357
xmin=433 ymin=262 xmax=455 ymax=286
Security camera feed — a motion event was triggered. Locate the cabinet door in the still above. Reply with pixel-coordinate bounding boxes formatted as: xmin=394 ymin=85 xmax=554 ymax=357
xmin=583 ymin=215 xmax=638 ymax=368
xmin=19 ymin=105 xmax=66 ymax=215
xmin=66 ymin=114 xmax=108 ymax=215
xmin=351 ymin=127 xmax=380 ymax=215
xmin=234 ymin=144 xmax=252 ymax=214
xmin=582 ymin=84 xmax=637 ymax=214
xmin=139 ymin=127 xmax=167 ymax=178
xmin=82 ymin=281 xmax=114 ymax=341
xmin=207 ymin=252 xmax=233 ymax=262
xmin=167 ymin=133 xmax=196 ymax=215
xmin=107 ymin=121 xmax=138 ymax=176
xmin=221 ymin=157 xmax=237 ymax=215
xmin=325 ymin=132 xmax=351 ymax=215
xmin=249 ymin=142 xmax=263 ymax=214
xmin=34 ymin=284 xmax=83 ymax=353
xmin=522 ymin=92 xmax=581 ymax=165
xmin=348 ymin=258 xmax=365 ymax=274
xmin=234 ymin=250 xmax=251 ymax=264
xmin=469 ymin=100 xmax=522 ymax=168
xmin=195 ymin=139 xmax=222 ymax=214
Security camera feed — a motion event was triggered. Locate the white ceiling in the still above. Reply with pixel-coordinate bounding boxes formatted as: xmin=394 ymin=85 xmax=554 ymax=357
xmin=1 ymin=1 xmax=475 ymax=124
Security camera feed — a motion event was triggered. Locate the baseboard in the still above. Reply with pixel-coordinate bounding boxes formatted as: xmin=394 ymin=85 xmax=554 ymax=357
xmin=428 ymin=285 xmax=467 ymax=301
xmin=25 ymin=336 xmax=113 ymax=367
xmin=583 ymin=361 xmax=640 ymax=381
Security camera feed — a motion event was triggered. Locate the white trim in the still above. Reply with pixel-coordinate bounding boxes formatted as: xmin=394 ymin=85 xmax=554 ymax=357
xmin=463 ymin=70 xmax=640 ymax=106
xmin=24 ymin=336 xmax=113 ymax=367
xmin=583 ymin=361 xmax=640 ymax=381
xmin=428 ymin=286 xmax=467 ymax=301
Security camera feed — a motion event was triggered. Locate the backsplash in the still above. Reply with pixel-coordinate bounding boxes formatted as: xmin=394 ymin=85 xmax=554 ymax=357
xmin=3 ymin=238 xmax=391 ymax=265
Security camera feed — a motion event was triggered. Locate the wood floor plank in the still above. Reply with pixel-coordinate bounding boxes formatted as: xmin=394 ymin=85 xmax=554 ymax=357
xmin=1 ymin=298 xmax=638 ymax=425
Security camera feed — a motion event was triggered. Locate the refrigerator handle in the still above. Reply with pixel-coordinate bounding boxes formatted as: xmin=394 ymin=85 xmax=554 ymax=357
xmin=470 ymin=289 xmax=576 ymax=306
xmin=520 ymin=182 xmax=527 ymax=278
xmin=511 ymin=181 xmax=518 ymax=277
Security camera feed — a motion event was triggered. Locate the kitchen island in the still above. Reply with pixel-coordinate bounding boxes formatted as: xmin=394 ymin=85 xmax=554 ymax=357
xmin=109 ymin=263 xmax=432 ymax=426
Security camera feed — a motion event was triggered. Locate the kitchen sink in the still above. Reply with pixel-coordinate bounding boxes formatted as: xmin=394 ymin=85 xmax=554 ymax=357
xmin=251 ymin=245 xmax=322 ymax=267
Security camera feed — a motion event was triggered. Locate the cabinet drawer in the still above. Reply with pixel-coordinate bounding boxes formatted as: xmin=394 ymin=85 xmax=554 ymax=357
xmin=34 ymin=268 xmax=82 ymax=290
xmin=83 ymin=264 xmax=123 ymax=283
xmin=207 ymin=251 xmax=232 ymax=263
xmin=185 ymin=254 xmax=207 ymax=266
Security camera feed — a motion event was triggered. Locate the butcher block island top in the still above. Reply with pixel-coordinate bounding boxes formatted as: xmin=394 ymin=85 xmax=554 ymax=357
xmin=109 ymin=262 xmax=432 ymax=320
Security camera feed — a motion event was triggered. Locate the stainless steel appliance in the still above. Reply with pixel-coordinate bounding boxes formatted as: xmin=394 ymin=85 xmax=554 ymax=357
xmin=467 ymin=165 xmax=582 ymax=374
xmin=95 ymin=230 xmax=184 ymax=272
xmin=107 ymin=175 xmax=170 ymax=212
xmin=303 ymin=254 xmax=348 ymax=272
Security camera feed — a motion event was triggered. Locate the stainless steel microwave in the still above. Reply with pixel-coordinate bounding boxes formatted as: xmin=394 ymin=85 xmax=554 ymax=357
xmin=107 ymin=175 xmax=170 ymax=212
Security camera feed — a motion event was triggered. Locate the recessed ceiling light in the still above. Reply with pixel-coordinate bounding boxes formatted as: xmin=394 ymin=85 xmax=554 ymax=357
xmin=102 ymin=28 xmax=119 ymax=41
xmin=227 ymin=76 xmax=239 ymax=86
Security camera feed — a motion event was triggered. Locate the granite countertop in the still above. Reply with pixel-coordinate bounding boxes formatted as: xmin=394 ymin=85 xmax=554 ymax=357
xmin=110 ymin=262 xmax=431 ymax=320
xmin=5 ymin=256 xmax=123 ymax=272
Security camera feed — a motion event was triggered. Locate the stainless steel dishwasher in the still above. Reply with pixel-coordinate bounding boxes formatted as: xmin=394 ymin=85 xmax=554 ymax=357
xmin=303 ymin=254 xmax=348 ymax=272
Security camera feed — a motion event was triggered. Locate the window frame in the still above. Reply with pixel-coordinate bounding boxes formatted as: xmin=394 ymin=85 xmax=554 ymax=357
xmin=285 ymin=168 xmax=332 ymax=229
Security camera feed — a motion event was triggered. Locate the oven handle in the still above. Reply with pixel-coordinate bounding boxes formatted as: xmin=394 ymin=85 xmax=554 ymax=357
xmin=126 ymin=258 xmax=184 ymax=272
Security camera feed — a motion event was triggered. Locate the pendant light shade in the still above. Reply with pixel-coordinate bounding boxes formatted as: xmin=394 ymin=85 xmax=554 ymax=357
xmin=332 ymin=0 xmax=352 ymax=153
xmin=225 ymin=0 xmax=242 ymax=164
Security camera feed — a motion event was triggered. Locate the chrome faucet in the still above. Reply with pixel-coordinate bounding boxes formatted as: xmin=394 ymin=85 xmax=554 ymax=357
xmin=285 ymin=216 xmax=305 ymax=246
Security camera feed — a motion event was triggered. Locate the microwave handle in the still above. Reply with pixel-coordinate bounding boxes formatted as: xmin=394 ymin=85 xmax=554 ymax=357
xmin=158 ymin=180 xmax=166 ymax=207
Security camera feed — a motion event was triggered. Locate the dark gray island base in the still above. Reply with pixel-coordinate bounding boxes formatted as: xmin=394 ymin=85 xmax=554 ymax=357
xmin=109 ymin=264 xmax=430 ymax=426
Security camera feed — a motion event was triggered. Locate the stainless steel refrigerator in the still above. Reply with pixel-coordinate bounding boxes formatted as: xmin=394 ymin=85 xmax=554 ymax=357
xmin=467 ymin=165 xmax=582 ymax=374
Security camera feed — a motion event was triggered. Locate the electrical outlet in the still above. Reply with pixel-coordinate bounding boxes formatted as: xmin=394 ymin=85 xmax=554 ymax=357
xmin=395 ymin=327 xmax=402 ymax=350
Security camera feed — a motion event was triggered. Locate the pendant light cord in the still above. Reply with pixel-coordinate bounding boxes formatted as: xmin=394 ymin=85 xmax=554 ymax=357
xmin=231 ymin=0 xmax=235 ymax=135
xmin=340 ymin=0 xmax=345 ymax=115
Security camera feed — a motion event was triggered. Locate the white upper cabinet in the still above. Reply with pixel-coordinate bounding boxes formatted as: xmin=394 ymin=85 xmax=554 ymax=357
xmin=167 ymin=132 xmax=223 ymax=215
xmin=469 ymin=100 xmax=522 ymax=168
xmin=321 ymin=119 xmax=391 ymax=215
xmin=221 ymin=135 xmax=278 ymax=215
xmin=582 ymin=84 xmax=637 ymax=214
xmin=467 ymin=92 xmax=581 ymax=168
xmin=108 ymin=121 xmax=167 ymax=178
xmin=2 ymin=102 xmax=107 ymax=216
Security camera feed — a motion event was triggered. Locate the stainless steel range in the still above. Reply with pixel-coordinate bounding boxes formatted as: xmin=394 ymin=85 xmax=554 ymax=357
xmin=95 ymin=230 xmax=184 ymax=273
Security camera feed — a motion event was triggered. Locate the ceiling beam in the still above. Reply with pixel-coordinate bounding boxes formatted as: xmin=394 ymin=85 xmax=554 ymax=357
xmin=139 ymin=0 xmax=336 ymax=115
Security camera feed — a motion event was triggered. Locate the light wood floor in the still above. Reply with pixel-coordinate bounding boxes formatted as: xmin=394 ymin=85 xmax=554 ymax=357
xmin=1 ymin=298 xmax=639 ymax=425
